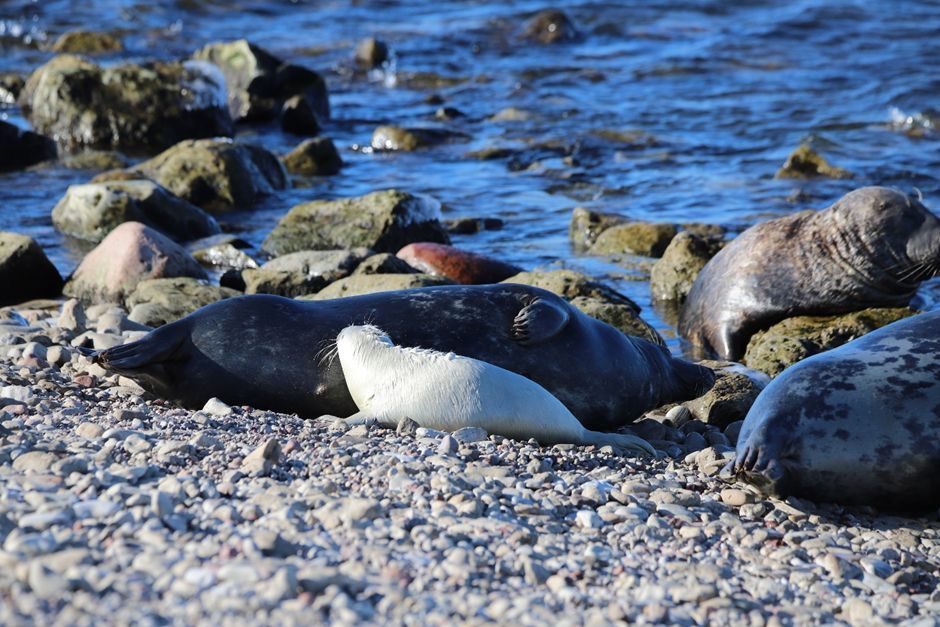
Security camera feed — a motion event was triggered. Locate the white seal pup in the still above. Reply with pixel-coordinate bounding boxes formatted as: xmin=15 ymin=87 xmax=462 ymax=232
xmin=334 ymin=324 xmax=654 ymax=455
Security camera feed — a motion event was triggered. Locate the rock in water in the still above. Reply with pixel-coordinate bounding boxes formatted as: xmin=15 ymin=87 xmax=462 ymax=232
xmin=0 ymin=233 xmax=63 ymax=306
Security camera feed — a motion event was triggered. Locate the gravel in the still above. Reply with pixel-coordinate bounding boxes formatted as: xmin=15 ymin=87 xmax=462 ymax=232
xmin=0 ymin=300 xmax=938 ymax=625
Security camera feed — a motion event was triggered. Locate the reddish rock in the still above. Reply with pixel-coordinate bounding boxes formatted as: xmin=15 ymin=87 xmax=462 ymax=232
xmin=396 ymin=242 xmax=522 ymax=285
xmin=64 ymin=221 xmax=207 ymax=304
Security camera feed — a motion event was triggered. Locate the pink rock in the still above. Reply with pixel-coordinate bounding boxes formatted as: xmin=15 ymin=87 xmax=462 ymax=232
xmin=396 ymin=242 xmax=522 ymax=285
xmin=64 ymin=221 xmax=207 ymax=303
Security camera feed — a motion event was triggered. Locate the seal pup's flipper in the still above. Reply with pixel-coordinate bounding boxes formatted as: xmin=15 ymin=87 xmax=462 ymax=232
xmin=510 ymin=297 xmax=570 ymax=346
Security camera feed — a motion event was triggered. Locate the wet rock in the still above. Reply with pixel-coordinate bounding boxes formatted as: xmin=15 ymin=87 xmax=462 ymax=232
xmin=0 ymin=72 xmax=24 ymax=104
xmin=64 ymin=222 xmax=207 ymax=304
xmin=60 ymin=151 xmax=128 ymax=171
xmin=355 ymin=38 xmax=389 ymax=68
xmin=244 ymin=249 xmax=368 ymax=297
xmin=396 ymin=242 xmax=522 ymax=284
xmin=352 ymin=253 xmax=417 ymax=275
xmin=309 ymin=273 xmax=454 ymax=300
xmin=775 ymin=145 xmax=853 ymax=179
xmin=125 ymin=278 xmax=240 ymax=326
xmin=19 ymin=55 xmax=232 ymax=152
xmin=502 ymin=269 xmax=640 ymax=309
xmin=523 ymin=9 xmax=580 ymax=44
xmin=52 ymin=180 xmax=221 ymax=243
xmin=569 ymin=207 xmax=627 ymax=251
xmin=650 ymin=231 xmax=724 ymax=303
xmin=263 ymin=189 xmax=449 ymax=256
xmin=0 ymin=120 xmax=56 ymax=171
xmin=744 ymin=307 xmax=918 ymax=376
xmin=50 ymin=30 xmax=122 ymax=54
xmin=281 ymin=137 xmax=343 ymax=176
xmin=444 ymin=217 xmax=505 ymax=235
xmin=683 ymin=369 xmax=760 ymax=429
xmin=193 ymin=39 xmax=329 ymax=121
xmin=0 ymin=232 xmax=63 ymax=306
xmin=119 ymin=139 xmax=288 ymax=213
xmin=589 ymin=222 xmax=678 ymax=258
xmin=281 ymin=95 xmax=321 ymax=135
xmin=489 ymin=107 xmax=535 ymax=123
xmin=569 ymin=297 xmax=665 ymax=346
xmin=371 ymin=126 xmax=468 ymax=152
xmin=191 ymin=242 xmax=258 ymax=271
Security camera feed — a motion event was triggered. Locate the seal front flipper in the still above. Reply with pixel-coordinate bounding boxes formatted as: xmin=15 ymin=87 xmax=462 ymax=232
xmin=510 ymin=297 xmax=570 ymax=346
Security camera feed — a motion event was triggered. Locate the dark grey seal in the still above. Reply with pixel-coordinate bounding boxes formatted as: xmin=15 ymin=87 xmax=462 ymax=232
xmin=679 ymin=187 xmax=940 ymax=360
xmin=730 ymin=310 xmax=940 ymax=511
xmin=81 ymin=284 xmax=715 ymax=431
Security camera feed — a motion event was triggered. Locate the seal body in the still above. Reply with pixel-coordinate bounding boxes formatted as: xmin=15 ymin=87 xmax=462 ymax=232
xmin=86 ymin=284 xmax=714 ymax=430
xmin=679 ymin=187 xmax=940 ymax=360
xmin=731 ymin=310 xmax=940 ymax=510
xmin=335 ymin=324 xmax=654 ymax=454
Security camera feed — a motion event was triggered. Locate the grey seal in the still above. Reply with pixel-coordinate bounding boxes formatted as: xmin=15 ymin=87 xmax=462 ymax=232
xmin=81 ymin=284 xmax=715 ymax=431
xmin=729 ymin=310 xmax=940 ymax=511
xmin=679 ymin=186 xmax=940 ymax=360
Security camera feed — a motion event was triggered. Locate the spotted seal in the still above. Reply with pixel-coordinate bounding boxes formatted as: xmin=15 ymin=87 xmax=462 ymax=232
xmin=82 ymin=284 xmax=714 ymax=431
xmin=679 ymin=187 xmax=940 ymax=360
xmin=334 ymin=324 xmax=655 ymax=454
xmin=729 ymin=310 xmax=940 ymax=510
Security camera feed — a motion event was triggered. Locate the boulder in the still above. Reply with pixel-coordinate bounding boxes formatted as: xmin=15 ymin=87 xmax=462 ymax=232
xmin=371 ymin=126 xmax=467 ymax=151
xmin=52 ymin=180 xmax=221 ymax=243
xmin=355 ymin=38 xmax=389 ymax=68
xmin=650 ymin=231 xmax=723 ymax=303
xmin=569 ymin=297 xmax=665 ymax=346
xmin=0 ymin=233 xmax=63 ymax=306
xmin=0 ymin=120 xmax=56 ymax=172
xmin=193 ymin=39 xmax=329 ymax=121
xmin=126 ymin=278 xmax=240 ymax=326
xmin=775 ymin=145 xmax=852 ymax=179
xmin=243 ymin=249 xmax=368 ymax=297
xmin=308 ymin=273 xmax=453 ymax=300
xmin=19 ymin=55 xmax=232 ymax=152
xmin=502 ymin=269 xmax=640 ymax=310
xmin=281 ymin=137 xmax=342 ymax=176
xmin=683 ymin=368 xmax=762 ymax=430
xmin=522 ymin=9 xmax=580 ymax=44
xmin=281 ymin=95 xmax=321 ymax=135
xmin=569 ymin=207 xmax=627 ymax=251
xmin=352 ymin=253 xmax=418 ymax=275
xmin=396 ymin=242 xmax=522 ymax=284
xmin=50 ymin=30 xmax=122 ymax=54
xmin=64 ymin=222 xmax=207 ymax=304
xmin=589 ymin=222 xmax=678 ymax=258
xmin=120 ymin=139 xmax=287 ymax=213
xmin=743 ymin=307 xmax=918 ymax=376
xmin=262 ymin=189 xmax=449 ymax=256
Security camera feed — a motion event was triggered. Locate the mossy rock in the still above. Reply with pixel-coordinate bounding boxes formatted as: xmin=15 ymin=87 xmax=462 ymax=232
xmin=262 ymin=189 xmax=449 ymax=256
xmin=589 ymin=222 xmax=678 ymax=258
xmin=371 ymin=126 xmax=468 ymax=151
xmin=744 ymin=307 xmax=918 ymax=376
xmin=650 ymin=231 xmax=723 ymax=303
xmin=502 ymin=269 xmax=640 ymax=310
xmin=683 ymin=370 xmax=762 ymax=429
xmin=569 ymin=296 xmax=665 ymax=346
xmin=569 ymin=207 xmax=627 ymax=251
xmin=282 ymin=137 xmax=342 ymax=176
xmin=775 ymin=145 xmax=853 ymax=180
xmin=243 ymin=249 xmax=368 ymax=297
xmin=306 ymin=273 xmax=453 ymax=300
xmin=126 ymin=277 xmax=239 ymax=326
xmin=50 ymin=30 xmax=123 ymax=54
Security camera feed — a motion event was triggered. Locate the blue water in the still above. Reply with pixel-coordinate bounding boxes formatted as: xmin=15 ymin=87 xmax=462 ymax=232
xmin=1 ymin=0 xmax=939 ymax=349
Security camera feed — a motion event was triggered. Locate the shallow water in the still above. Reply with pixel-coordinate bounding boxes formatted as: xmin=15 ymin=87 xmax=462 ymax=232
xmin=2 ymin=0 xmax=939 ymax=352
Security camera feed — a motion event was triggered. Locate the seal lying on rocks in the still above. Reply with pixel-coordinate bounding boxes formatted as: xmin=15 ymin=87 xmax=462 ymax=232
xmin=81 ymin=284 xmax=714 ymax=431
xmin=334 ymin=324 xmax=655 ymax=454
xmin=728 ymin=310 xmax=940 ymax=511
xmin=679 ymin=187 xmax=940 ymax=360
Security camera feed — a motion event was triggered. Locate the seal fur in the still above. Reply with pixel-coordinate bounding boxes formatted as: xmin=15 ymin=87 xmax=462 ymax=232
xmin=335 ymin=324 xmax=655 ymax=454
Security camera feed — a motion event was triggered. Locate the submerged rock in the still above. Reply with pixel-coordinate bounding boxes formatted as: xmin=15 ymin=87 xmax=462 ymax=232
xmin=569 ymin=297 xmax=665 ymax=346
xmin=0 ymin=232 xmax=63 ymax=306
xmin=309 ymin=273 xmax=453 ymax=300
xmin=569 ymin=207 xmax=627 ymax=251
xmin=126 ymin=278 xmax=240 ymax=326
xmin=744 ymin=307 xmax=918 ymax=376
xmin=775 ymin=145 xmax=853 ymax=179
xmin=50 ymin=30 xmax=122 ymax=54
xmin=52 ymin=180 xmax=220 ymax=243
xmin=193 ymin=39 xmax=329 ymax=121
xmin=396 ymin=243 xmax=522 ymax=284
xmin=0 ymin=120 xmax=55 ymax=172
xmin=19 ymin=55 xmax=232 ymax=152
xmin=371 ymin=126 xmax=467 ymax=151
xmin=64 ymin=222 xmax=207 ymax=304
xmin=263 ymin=189 xmax=449 ymax=256
xmin=589 ymin=222 xmax=677 ymax=258
xmin=522 ymin=9 xmax=580 ymax=44
xmin=282 ymin=137 xmax=343 ymax=176
xmin=355 ymin=38 xmax=389 ymax=68
xmin=117 ymin=139 xmax=287 ymax=213
xmin=650 ymin=231 xmax=724 ymax=303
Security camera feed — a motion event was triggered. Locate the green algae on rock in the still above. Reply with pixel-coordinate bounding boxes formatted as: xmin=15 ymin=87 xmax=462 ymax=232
xmin=50 ymin=30 xmax=123 ymax=54
xmin=650 ymin=232 xmax=724 ymax=304
xmin=775 ymin=145 xmax=853 ymax=179
xmin=589 ymin=222 xmax=678 ymax=258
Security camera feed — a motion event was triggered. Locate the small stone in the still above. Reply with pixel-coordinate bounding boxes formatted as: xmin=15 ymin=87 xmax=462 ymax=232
xmin=396 ymin=417 xmax=419 ymax=436
xmin=438 ymin=434 xmax=459 ymax=455
xmin=523 ymin=558 xmax=551 ymax=585
xmin=152 ymin=491 xmax=174 ymax=519
xmin=452 ymin=427 xmax=487 ymax=443
xmin=202 ymin=397 xmax=231 ymax=416
xmin=719 ymin=489 xmax=751 ymax=507
xmin=575 ymin=510 xmax=604 ymax=529
xmin=12 ymin=451 xmax=59 ymax=473
xmin=241 ymin=438 xmax=282 ymax=475
xmin=842 ymin=598 xmax=874 ymax=624
xmin=75 ymin=422 xmax=104 ymax=439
